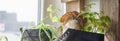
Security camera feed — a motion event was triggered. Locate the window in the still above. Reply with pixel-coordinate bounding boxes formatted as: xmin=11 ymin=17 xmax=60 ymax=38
xmin=38 ymin=0 xmax=44 ymax=21
xmin=0 ymin=0 xmax=38 ymax=41
xmin=85 ymin=0 xmax=100 ymax=12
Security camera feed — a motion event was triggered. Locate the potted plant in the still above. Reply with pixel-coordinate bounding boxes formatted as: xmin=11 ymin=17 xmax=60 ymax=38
xmin=20 ymin=3 xmax=111 ymax=41
xmin=54 ymin=3 xmax=111 ymax=41
xmin=80 ymin=3 xmax=111 ymax=34
xmin=20 ymin=23 xmax=57 ymax=41
xmin=20 ymin=4 xmax=60 ymax=41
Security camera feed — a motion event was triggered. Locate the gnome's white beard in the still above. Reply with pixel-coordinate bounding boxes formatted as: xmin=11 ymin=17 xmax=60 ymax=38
xmin=62 ymin=19 xmax=80 ymax=34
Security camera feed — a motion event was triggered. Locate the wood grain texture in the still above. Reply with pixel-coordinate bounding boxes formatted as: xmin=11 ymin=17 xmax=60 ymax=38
xmin=79 ymin=0 xmax=85 ymax=11
xmin=66 ymin=0 xmax=85 ymax=12
xmin=61 ymin=0 xmax=78 ymax=3
xmin=100 ymin=0 xmax=119 ymax=41
xmin=119 ymin=0 xmax=120 ymax=41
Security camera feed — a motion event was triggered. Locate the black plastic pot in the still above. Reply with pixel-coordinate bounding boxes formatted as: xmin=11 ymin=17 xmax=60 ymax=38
xmin=21 ymin=29 xmax=52 ymax=41
xmin=54 ymin=29 xmax=104 ymax=41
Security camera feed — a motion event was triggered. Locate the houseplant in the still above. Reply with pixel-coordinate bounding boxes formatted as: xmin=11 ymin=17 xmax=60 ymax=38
xmin=21 ymin=3 xmax=111 ymax=41
xmin=54 ymin=3 xmax=111 ymax=41
xmin=79 ymin=3 xmax=111 ymax=34
xmin=20 ymin=4 xmax=60 ymax=41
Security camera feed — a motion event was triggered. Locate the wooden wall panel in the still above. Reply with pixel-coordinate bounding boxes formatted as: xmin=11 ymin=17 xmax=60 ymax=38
xmin=66 ymin=0 xmax=85 ymax=12
xmin=100 ymin=0 xmax=119 ymax=41
xmin=119 ymin=0 xmax=120 ymax=41
xmin=61 ymin=0 xmax=78 ymax=3
xmin=66 ymin=0 xmax=80 ymax=12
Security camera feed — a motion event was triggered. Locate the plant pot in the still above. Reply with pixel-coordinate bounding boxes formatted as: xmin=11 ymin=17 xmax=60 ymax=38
xmin=54 ymin=29 xmax=104 ymax=41
xmin=21 ymin=29 xmax=52 ymax=41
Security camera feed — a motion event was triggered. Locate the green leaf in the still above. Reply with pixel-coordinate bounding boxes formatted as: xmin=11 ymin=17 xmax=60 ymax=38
xmin=105 ymin=16 xmax=112 ymax=22
xmin=97 ymin=28 xmax=103 ymax=33
xmin=100 ymin=16 xmax=112 ymax=23
xmin=102 ymin=22 xmax=108 ymax=28
xmin=5 ymin=36 xmax=8 ymax=41
xmin=51 ymin=16 xmax=60 ymax=22
xmin=0 ymin=36 xmax=2 ymax=41
xmin=0 ymin=36 xmax=8 ymax=41
xmin=47 ymin=5 xmax=53 ymax=13
xmin=85 ymin=3 xmax=95 ymax=8
xmin=84 ymin=24 xmax=92 ymax=32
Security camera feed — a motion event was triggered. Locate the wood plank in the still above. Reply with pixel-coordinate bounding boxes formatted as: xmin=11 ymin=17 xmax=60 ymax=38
xmin=66 ymin=0 xmax=85 ymax=12
xmin=118 ymin=0 xmax=120 ymax=41
xmin=61 ymin=0 xmax=78 ymax=3
xmin=100 ymin=0 xmax=119 ymax=41
xmin=79 ymin=0 xmax=85 ymax=11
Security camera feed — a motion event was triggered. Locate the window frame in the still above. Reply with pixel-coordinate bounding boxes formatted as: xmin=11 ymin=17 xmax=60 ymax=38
xmin=38 ymin=0 xmax=44 ymax=22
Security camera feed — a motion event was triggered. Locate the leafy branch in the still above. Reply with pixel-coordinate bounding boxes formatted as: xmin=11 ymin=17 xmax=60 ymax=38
xmin=80 ymin=3 xmax=112 ymax=34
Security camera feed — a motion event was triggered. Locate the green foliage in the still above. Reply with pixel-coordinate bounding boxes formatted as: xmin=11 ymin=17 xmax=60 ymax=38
xmin=36 ymin=5 xmax=60 ymax=41
xmin=85 ymin=3 xmax=95 ymax=11
xmin=80 ymin=4 xmax=112 ymax=34
xmin=20 ymin=20 xmax=58 ymax=41
xmin=47 ymin=5 xmax=61 ymax=22
xmin=35 ymin=21 xmax=58 ymax=41
xmin=20 ymin=4 xmax=60 ymax=41
xmin=34 ymin=4 xmax=60 ymax=41
xmin=85 ymin=3 xmax=95 ymax=8
xmin=0 ymin=36 xmax=8 ymax=41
